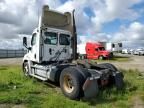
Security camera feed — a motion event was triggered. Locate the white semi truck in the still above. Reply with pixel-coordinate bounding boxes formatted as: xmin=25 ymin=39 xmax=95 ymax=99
xmin=22 ymin=5 xmax=124 ymax=100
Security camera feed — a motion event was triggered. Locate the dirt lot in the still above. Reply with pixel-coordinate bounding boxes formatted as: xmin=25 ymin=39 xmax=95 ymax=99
xmin=0 ymin=58 xmax=22 ymax=66
xmin=0 ymin=54 xmax=143 ymax=72
xmin=101 ymin=54 xmax=144 ymax=72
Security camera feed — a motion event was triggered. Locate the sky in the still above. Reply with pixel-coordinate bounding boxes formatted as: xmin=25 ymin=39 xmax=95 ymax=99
xmin=0 ymin=0 xmax=144 ymax=49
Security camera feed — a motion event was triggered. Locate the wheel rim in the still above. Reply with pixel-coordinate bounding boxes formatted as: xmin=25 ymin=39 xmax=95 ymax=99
xmin=24 ymin=64 xmax=29 ymax=76
xmin=63 ymin=74 xmax=74 ymax=93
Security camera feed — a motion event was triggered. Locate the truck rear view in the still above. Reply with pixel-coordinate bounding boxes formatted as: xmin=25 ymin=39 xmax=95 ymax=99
xmin=22 ymin=5 xmax=124 ymax=100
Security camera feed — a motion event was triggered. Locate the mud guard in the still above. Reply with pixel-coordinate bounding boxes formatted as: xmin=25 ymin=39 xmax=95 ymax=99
xmin=114 ymin=72 xmax=124 ymax=89
xmin=82 ymin=78 xmax=99 ymax=98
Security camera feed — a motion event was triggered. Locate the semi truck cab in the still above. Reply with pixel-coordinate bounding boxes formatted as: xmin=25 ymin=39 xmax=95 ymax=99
xmin=86 ymin=42 xmax=110 ymax=60
xmin=24 ymin=28 xmax=72 ymax=62
xmin=22 ymin=5 xmax=124 ymax=100
xmin=23 ymin=5 xmax=73 ymax=63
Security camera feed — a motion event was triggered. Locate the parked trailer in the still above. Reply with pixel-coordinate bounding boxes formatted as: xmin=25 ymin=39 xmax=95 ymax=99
xmin=77 ymin=44 xmax=87 ymax=59
xmin=100 ymin=42 xmax=122 ymax=52
xmin=22 ymin=5 xmax=124 ymax=100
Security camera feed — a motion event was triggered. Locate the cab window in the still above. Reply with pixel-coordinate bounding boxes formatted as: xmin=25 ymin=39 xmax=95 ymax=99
xmin=59 ymin=34 xmax=70 ymax=45
xmin=44 ymin=32 xmax=57 ymax=45
xmin=118 ymin=43 xmax=122 ymax=47
xmin=99 ymin=47 xmax=105 ymax=51
xmin=95 ymin=48 xmax=98 ymax=51
xmin=112 ymin=44 xmax=115 ymax=48
xmin=31 ymin=33 xmax=36 ymax=46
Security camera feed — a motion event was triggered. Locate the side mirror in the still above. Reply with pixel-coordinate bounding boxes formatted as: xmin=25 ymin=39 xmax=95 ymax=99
xmin=23 ymin=37 xmax=27 ymax=46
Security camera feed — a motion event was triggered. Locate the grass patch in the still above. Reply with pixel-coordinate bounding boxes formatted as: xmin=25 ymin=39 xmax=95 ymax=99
xmin=110 ymin=55 xmax=130 ymax=62
xmin=0 ymin=66 xmax=144 ymax=108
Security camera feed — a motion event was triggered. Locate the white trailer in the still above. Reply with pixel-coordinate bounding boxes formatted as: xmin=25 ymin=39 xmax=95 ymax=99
xmin=77 ymin=43 xmax=86 ymax=59
xmin=100 ymin=42 xmax=122 ymax=52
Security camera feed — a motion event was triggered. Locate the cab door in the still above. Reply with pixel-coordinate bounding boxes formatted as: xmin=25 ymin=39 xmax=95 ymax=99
xmin=59 ymin=33 xmax=71 ymax=60
xmin=43 ymin=31 xmax=58 ymax=61
xmin=29 ymin=33 xmax=37 ymax=61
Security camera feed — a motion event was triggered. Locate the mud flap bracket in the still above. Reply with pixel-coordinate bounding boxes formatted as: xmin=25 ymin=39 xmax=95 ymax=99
xmin=83 ymin=78 xmax=99 ymax=98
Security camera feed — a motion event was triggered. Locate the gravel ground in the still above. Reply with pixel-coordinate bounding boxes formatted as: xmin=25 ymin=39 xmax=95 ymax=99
xmin=0 ymin=54 xmax=143 ymax=72
xmin=102 ymin=54 xmax=144 ymax=72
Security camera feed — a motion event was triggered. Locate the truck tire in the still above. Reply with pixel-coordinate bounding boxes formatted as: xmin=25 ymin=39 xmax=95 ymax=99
xmin=98 ymin=55 xmax=104 ymax=60
xmin=81 ymin=55 xmax=85 ymax=59
xmin=23 ymin=62 xmax=29 ymax=76
xmin=139 ymin=52 xmax=141 ymax=56
xmin=98 ymin=63 xmax=124 ymax=89
xmin=60 ymin=67 xmax=85 ymax=100
xmin=109 ymin=52 xmax=113 ymax=58
xmin=97 ymin=63 xmax=118 ymax=72
xmin=77 ymin=60 xmax=91 ymax=69
xmin=105 ymin=63 xmax=124 ymax=89
xmin=99 ymin=63 xmax=118 ymax=71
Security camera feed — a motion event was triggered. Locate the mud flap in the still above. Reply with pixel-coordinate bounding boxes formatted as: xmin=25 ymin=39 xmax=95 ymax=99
xmin=83 ymin=78 xmax=99 ymax=98
xmin=114 ymin=72 xmax=124 ymax=89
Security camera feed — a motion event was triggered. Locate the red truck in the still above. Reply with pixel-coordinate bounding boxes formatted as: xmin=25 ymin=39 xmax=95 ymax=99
xmin=85 ymin=42 xmax=111 ymax=60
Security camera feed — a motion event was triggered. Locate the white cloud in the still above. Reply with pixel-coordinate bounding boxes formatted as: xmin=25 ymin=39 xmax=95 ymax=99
xmin=57 ymin=0 xmax=142 ymax=36
xmin=91 ymin=0 xmax=142 ymax=32
xmin=39 ymin=0 xmax=61 ymax=9
xmin=112 ymin=22 xmax=144 ymax=42
xmin=0 ymin=39 xmax=22 ymax=49
xmin=78 ymin=33 xmax=111 ymax=44
xmin=79 ymin=21 xmax=144 ymax=48
xmin=0 ymin=0 xmax=143 ymax=49
xmin=0 ymin=0 xmax=62 ymax=49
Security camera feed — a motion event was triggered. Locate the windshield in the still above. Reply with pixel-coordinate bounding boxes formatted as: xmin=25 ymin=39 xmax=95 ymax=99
xmin=99 ymin=47 xmax=105 ymax=51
